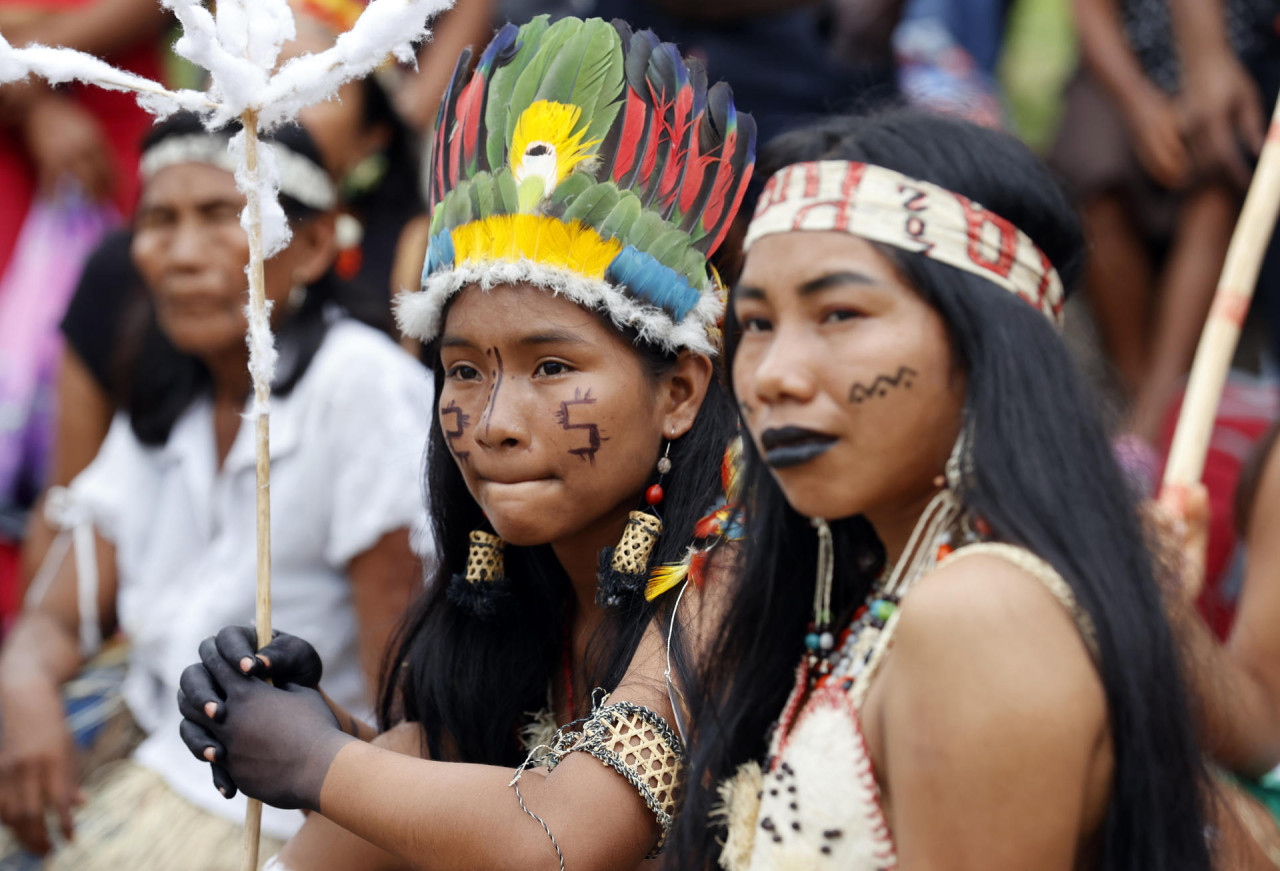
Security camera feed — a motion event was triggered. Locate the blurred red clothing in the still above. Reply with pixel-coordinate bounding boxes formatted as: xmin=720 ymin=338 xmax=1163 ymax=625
xmin=0 ymin=0 xmax=163 ymax=275
xmin=1159 ymin=375 xmax=1280 ymax=639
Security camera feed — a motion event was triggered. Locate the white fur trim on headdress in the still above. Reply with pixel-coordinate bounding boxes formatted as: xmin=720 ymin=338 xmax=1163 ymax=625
xmin=139 ymin=133 xmax=337 ymax=211
xmin=745 ymin=160 xmax=1064 ymax=326
xmin=395 ymin=259 xmax=722 ymax=357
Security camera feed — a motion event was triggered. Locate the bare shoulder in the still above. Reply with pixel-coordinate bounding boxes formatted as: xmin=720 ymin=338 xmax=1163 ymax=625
xmin=889 ymin=551 xmax=1105 ymax=722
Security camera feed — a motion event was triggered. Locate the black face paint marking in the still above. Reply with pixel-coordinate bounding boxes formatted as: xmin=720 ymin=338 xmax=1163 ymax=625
xmin=440 ymin=400 xmax=471 ymax=462
xmin=848 ymin=366 xmax=918 ymax=404
xmin=479 ymin=347 xmax=505 ymax=437
xmin=554 ymin=387 xmax=608 ymax=464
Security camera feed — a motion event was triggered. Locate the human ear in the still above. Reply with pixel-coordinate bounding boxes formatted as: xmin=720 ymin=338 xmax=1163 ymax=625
xmin=659 ymin=351 xmax=714 ymax=439
xmin=284 ymin=212 xmax=338 ymax=287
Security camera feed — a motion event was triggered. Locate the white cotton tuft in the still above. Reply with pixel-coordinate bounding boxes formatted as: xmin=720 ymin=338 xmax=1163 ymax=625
xmin=163 ymin=0 xmax=267 ymax=116
xmin=258 ymin=0 xmax=454 ymax=125
xmin=0 ymin=37 xmax=207 ymax=116
xmin=0 ymin=31 xmax=26 ymax=82
xmin=214 ymin=0 xmax=296 ymax=72
xmin=243 ymin=298 xmax=277 ymax=416
xmin=228 ymin=131 xmax=293 ymax=258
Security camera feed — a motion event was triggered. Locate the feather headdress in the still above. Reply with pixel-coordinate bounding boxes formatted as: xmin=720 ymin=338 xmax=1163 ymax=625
xmin=395 ymin=15 xmax=757 ymax=356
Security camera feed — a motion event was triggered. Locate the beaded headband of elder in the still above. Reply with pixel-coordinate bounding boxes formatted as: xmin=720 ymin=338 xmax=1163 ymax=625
xmin=744 ymin=160 xmax=1064 ymax=327
xmin=140 ymin=132 xmax=337 ymax=212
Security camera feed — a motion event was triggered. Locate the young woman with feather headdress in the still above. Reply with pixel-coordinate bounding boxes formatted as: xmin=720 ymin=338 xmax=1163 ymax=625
xmin=176 ymin=15 xmax=756 ymax=870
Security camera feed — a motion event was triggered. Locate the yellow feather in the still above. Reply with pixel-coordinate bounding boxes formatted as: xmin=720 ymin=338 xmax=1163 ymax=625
xmin=645 ymin=561 xmax=690 ymax=601
xmin=450 ymin=215 xmax=621 ymax=278
xmin=510 ymin=100 xmax=600 ymax=190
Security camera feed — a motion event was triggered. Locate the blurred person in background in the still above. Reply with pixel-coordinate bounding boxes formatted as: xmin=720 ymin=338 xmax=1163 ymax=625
xmin=1053 ymin=0 xmax=1277 ymax=461
xmin=0 ymin=113 xmax=430 ymax=870
xmin=0 ymin=0 xmax=169 ymax=634
xmin=14 ymin=0 xmax=442 ymax=623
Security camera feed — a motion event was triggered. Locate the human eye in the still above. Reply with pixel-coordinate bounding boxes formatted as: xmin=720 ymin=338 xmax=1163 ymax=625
xmin=447 ymin=363 xmax=482 ymax=381
xmin=738 ymin=315 xmax=773 ymax=334
xmin=534 ymin=359 xmax=575 ymax=377
xmin=821 ymin=308 xmax=863 ymax=324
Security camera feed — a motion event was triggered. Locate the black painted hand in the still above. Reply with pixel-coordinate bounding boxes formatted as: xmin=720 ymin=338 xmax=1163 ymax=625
xmin=213 ymin=625 xmax=325 ymax=688
xmin=177 ymin=637 xmax=352 ymax=811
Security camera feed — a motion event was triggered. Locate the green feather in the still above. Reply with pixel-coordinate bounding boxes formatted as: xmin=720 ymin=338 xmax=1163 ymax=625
xmin=596 ymin=192 xmax=642 ymax=241
xmin=561 ymin=182 xmax=621 ymax=227
xmin=548 ymin=171 xmax=595 ymax=209
xmin=625 ymin=210 xmax=670 ymax=253
xmin=469 ymin=171 xmax=496 ymax=219
xmin=443 ymin=184 xmax=474 ymax=230
xmin=485 ymin=15 xmax=551 ymax=172
xmin=532 ymin=19 xmax=624 ymax=153
xmin=680 ymin=245 xmax=709 ymax=289
xmin=493 ymin=168 xmax=519 ymax=215
xmin=505 ymin=17 xmax=579 ymax=153
xmin=643 ymin=227 xmax=691 ymax=272
xmin=517 ymin=176 xmax=547 ymax=213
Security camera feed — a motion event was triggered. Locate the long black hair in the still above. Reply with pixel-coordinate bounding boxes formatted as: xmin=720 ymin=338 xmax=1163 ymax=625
xmin=672 ymin=110 xmax=1213 ymax=871
xmin=378 ymin=311 xmax=738 ymax=765
xmin=118 ymin=112 xmax=394 ymax=446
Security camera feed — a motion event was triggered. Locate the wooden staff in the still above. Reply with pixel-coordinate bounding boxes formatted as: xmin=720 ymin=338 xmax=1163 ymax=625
xmin=1162 ymin=94 xmax=1280 ymax=512
xmin=239 ymin=108 xmax=273 ymax=871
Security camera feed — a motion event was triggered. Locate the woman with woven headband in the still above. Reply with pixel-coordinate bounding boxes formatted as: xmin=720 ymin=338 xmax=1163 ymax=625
xmin=671 ymin=110 xmax=1221 ymax=870
xmin=175 ymin=15 xmax=755 ymax=870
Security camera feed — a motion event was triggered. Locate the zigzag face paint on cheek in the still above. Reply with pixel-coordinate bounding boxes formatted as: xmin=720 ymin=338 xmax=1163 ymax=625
xmin=848 ymin=366 xmax=918 ymax=404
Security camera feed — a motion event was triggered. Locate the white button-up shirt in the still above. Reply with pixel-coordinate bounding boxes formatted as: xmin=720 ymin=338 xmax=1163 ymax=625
xmin=69 ymin=319 xmax=433 ymax=838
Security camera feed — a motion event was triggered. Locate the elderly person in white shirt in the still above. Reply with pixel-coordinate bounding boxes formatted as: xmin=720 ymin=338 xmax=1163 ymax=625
xmin=0 ymin=112 xmax=432 ymax=870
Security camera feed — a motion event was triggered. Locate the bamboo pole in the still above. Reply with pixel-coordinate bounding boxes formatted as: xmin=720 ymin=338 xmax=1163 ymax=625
xmin=239 ymin=108 xmax=273 ymax=871
xmin=1162 ymin=96 xmax=1280 ymax=490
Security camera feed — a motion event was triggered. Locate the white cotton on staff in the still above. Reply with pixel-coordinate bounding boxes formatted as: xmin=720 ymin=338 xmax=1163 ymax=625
xmin=0 ymin=30 xmax=211 ymax=116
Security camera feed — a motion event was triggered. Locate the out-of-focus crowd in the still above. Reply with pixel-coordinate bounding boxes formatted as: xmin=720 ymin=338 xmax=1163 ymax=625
xmin=0 ymin=0 xmax=1276 ymax=865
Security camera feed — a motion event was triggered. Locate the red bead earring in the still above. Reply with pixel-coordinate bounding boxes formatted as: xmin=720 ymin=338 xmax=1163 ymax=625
xmin=647 ymin=440 xmax=673 ymax=506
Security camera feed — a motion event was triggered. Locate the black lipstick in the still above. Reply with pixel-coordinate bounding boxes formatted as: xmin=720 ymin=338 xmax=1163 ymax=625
xmin=760 ymin=426 xmax=837 ymax=469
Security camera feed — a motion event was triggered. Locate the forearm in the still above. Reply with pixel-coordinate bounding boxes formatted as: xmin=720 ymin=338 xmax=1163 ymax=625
xmin=317 ymin=743 xmax=562 ymax=871
xmin=1072 ymin=0 xmax=1161 ymax=110
xmin=0 ymin=614 xmax=84 ymax=694
xmin=1176 ymin=603 xmax=1280 ymax=777
xmin=1167 ymin=0 xmax=1232 ymax=72
xmin=316 ymin=743 xmax=653 ymax=871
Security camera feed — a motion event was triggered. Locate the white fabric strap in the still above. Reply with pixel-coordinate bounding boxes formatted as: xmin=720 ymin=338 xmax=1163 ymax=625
xmin=744 ymin=160 xmax=1064 ymax=326
xmin=26 ymin=487 xmax=102 ymax=658
xmin=140 ymin=134 xmax=337 ymax=211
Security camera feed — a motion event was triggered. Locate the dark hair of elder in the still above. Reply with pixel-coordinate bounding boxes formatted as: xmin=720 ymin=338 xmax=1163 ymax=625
xmin=669 ymin=109 xmax=1214 ymax=871
xmin=377 ymin=312 xmax=738 ymax=766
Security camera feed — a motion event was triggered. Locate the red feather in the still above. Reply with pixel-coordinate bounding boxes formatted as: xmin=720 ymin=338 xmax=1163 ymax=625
xmin=654 ymin=82 xmax=694 ymax=207
xmin=612 ymin=85 xmax=650 ymax=183
xmin=687 ymin=549 xmax=709 ymax=588
xmin=454 ymin=75 xmax=485 ymax=176
xmin=698 ymin=126 xmax=737 ymax=235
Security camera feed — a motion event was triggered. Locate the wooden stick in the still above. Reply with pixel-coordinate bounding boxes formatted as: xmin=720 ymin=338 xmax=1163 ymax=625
xmin=1162 ymin=95 xmax=1280 ymax=495
xmin=240 ymin=108 xmax=273 ymax=871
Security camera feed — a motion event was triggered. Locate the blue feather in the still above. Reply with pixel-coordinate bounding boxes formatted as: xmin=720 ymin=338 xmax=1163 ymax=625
xmin=606 ymin=246 xmax=700 ymax=321
xmin=424 ymin=231 xmax=456 ymax=283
